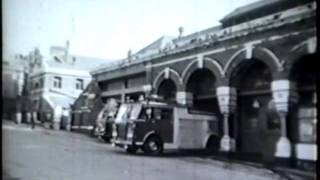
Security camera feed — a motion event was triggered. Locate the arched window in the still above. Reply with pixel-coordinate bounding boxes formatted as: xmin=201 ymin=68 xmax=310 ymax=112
xmin=157 ymin=79 xmax=177 ymax=101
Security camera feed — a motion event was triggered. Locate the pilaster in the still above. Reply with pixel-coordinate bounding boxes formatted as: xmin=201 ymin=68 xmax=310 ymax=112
xmin=271 ymin=79 xmax=298 ymax=159
xmin=176 ymin=91 xmax=193 ymax=106
xmin=216 ymin=86 xmax=237 ymax=152
xmin=15 ymin=112 xmax=22 ymax=124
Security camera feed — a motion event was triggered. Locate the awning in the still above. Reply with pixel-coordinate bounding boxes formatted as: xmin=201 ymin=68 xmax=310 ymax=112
xmin=46 ymin=95 xmax=76 ymax=109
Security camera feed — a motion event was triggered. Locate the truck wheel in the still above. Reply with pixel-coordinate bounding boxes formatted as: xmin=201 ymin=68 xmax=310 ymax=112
xmin=126 ymin=146 xmax=138 ymax=154
xmin=102 ymin=136 xmax=111 ymax=143
xmin=90 ymin=125 xmax=98 ymax=137
xmin=143 ymin=136 xmax=163 ymax=155
xmin=206 ymin=135 xmax=220 ymax=153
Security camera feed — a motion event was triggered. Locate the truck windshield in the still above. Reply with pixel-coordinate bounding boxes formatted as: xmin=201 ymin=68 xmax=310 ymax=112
xmin=115 ymin=103 xmax=142 ymax=123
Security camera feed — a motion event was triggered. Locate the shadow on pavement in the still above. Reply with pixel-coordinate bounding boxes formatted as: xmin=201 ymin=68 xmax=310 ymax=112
xmin=2 ymin=170 xmax=21 ymax=180
xmin=112 ymin=148 xmax=215 ymax=158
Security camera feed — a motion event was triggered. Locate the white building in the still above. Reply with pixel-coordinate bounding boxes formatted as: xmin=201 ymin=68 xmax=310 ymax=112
xmin=27 ymin=41 xmax=109 ymax=130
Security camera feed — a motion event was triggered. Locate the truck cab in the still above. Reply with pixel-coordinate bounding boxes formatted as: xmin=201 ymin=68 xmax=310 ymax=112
xmin=111 ymin=100 xmax=221 ymax=155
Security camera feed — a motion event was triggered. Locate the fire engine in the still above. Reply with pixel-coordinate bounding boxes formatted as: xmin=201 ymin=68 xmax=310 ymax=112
xmin=111 ymin=99 xmax=221 ymax=155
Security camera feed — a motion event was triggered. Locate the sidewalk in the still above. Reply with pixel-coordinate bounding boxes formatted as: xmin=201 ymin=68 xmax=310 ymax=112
xmin=3 ymin=119 xmax=42 ymax=127
xmin=2 ymin=119 xmax=44 ymax=132
xmin=2 ymin=119 xmax=95 ymax=141
xmin=207 ymin=155 xmax=316 ymax=180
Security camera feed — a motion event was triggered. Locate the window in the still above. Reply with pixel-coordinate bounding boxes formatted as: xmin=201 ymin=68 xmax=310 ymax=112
xmin=53 ymin=76 xmax=62 ymax=88
xmin=76 ymin=79 xmax=84 ymax=90
xmin=34 ymin=82 xmax=39 ymax=89
xmin=153 ymin=108 xmax=162 ymax=120
xmin=151 ymin=108 xmax=172 ymax=121
xmin=298 ymin=107 xmax=316 ymax=143
xmin=267 ymin=100 xmax=280 ymax=130
xmin=161 ymin=109 xmax=173 ymax=120
xmin=39 ymin=77 xmax=44 ymax=88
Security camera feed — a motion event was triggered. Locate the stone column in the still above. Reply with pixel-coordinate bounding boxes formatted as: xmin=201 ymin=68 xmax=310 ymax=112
xmin=217 ymin=86 xmax=237 ymax=152
xmin=16 ymin=99 xmax=22 ymax=124
xmin=176 ymin=91 xmax=193 ymax=106
xmin=142 ymin=84 xmax=152 ymax=99
xmin=15 ymin=112 xmax=22 ymax=124
xmin=45 ymin=112 xmax=52 ymax=129
xmin=271 ymin=80 xmax=297 ymax=159
xmin=121 ymin=93 xmax=125 ymax=103
xmin=33 ymin=112 xmax=38 ymax=122
xmin=63 ymin=109 xmax=71 ymax=131
xmin=26 ymin=112 xmax=31 ymax=123
xmin=53 ymin=106 xmax=62 ymax=130
xmin=145 ymin=62 xmax=153 ymax=85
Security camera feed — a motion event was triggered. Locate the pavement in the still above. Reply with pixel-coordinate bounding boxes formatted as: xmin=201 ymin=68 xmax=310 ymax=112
xmin=1 ymin=120 xmax=309 ymax=180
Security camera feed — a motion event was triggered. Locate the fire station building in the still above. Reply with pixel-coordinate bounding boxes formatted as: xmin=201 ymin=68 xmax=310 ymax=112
xmin=91 ymin=0 xmax=317 ymax=169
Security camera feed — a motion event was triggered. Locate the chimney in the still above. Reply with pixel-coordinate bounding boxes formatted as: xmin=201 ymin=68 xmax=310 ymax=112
xmin=127 ymin=49 xmax=132 ymax=63
xmin=178 ymin=26 xmax=184 ymax=38
xmin=65 ymin=40 xmax=70 ymax=62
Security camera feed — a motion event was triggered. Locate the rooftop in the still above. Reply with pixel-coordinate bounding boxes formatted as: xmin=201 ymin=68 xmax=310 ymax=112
xmin=45 ymin=55 xmax=112 ymax=71
xmin=91 ymin=0 xmax=316 ymax=75
xmin=221 ymin=0 xmax=283 ymax=22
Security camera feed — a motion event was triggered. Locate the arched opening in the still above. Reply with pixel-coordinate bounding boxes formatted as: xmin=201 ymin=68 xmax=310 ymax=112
xmin=186 ymin=68 xmax=219 ymax=113
xmin=185 ymin=68 xmax=222 ymax=150
xmin=289 ymin=54 xmax=316 ymax=169
xmin=231 ymin=60 xmax=279 ymax=162
xmin=157 ymin=79 xmax=177 ymax=102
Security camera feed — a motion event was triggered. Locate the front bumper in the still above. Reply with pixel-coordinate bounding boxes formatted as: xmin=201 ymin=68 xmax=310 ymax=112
xmin=111 ymin=138 xmax=143 ymax=149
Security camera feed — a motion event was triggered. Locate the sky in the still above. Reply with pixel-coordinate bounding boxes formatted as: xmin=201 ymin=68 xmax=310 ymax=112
xmin=3 ymin=0 xmax=260 ymax=60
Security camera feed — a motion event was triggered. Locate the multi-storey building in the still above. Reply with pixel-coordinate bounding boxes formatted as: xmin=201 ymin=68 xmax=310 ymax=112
xmin=91 ymin=0 xmax=317 ymax=170
xmin=2 ymin=55 xmax=27 ymax=121
xmin=27 ymin=41 xmax=109 ymax=130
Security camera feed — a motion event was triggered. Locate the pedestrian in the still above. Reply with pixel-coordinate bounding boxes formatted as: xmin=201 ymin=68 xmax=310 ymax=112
xmin=30 ymin=115 xmax=35 ymax=129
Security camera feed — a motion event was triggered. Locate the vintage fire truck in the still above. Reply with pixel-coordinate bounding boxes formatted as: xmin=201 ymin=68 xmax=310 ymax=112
xmin=111 ymin=99 xmax=221 ymax=155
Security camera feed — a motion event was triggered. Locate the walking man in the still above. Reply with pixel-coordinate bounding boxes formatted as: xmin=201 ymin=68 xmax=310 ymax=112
xmin=30 ymin=114 xmax=35 ymax=129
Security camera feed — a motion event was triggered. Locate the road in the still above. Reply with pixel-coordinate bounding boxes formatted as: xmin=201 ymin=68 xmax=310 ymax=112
xmin=2 ymin=120 xmax=285 ymax=180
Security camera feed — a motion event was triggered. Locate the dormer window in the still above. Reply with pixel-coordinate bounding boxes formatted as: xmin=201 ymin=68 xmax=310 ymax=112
xmin=53 ymin=76 xmax=62 ymax=88
xmin=76 ymin=79 xmax=84 ymax=90
xmin=273 ymin=14 xmax=280 ymax=20
xmin=54 ymin=56 xmax=63 ymax=63
xmin=190 ymin=38 xmax=197 ymax=44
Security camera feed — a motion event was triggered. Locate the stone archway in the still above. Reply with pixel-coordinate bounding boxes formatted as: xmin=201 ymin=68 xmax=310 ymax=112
xmin=225 ymin=47 xmax=281 ymax=81
xmin=153 ymin=68 xmax=183 ymax=94
xmin=284 ymin=37 xmax=316 ymax=72
xmin=182 ymin=58 xmax=223 ymax=87
xmin=230 ymin=59 xmax=279 ymax=162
